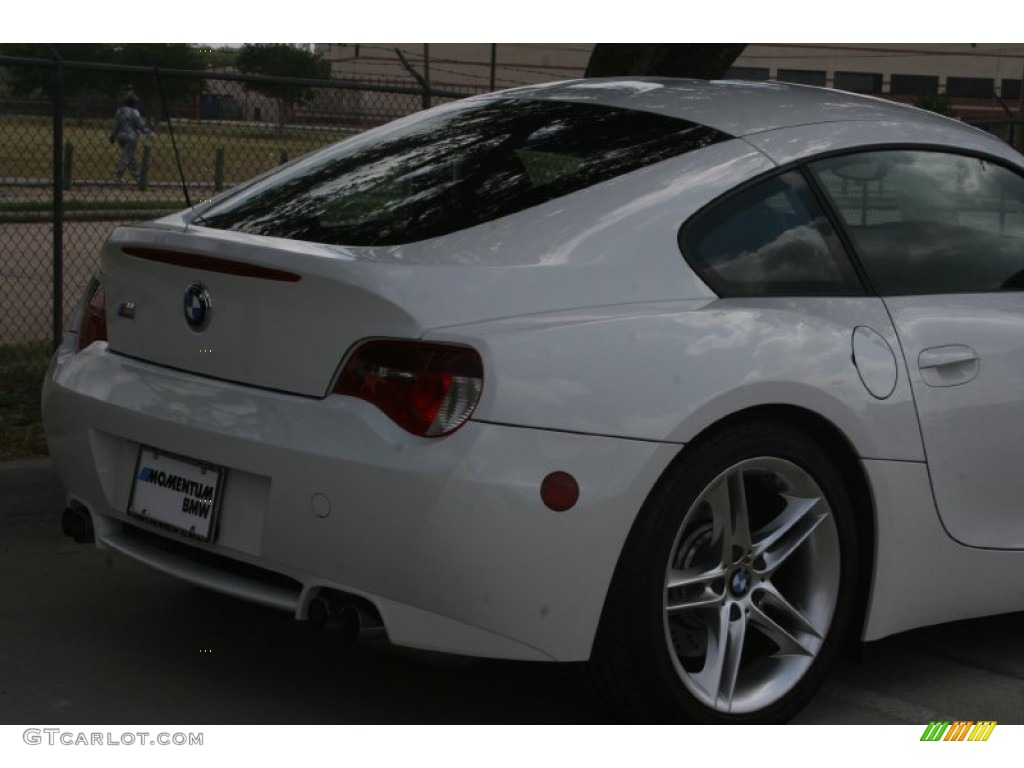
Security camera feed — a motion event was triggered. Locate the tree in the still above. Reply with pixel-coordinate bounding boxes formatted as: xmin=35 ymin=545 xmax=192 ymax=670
xmin=235 ymin=44 xmax=331 ymax=127
xmin=236 ymin=44 xmax=331 ymax=84
xmin=914 ymin=94 xmax=958 ymax=118
xmin=208 ymin=46 xmax=239 ymax=71
xmin=0 ymin=43 xmax=205 ymax=115
xmin=0 ymin=43 xmax=118 ymax=98
xmin=586 ymin=44 xmax=747 ymax=79
xmin=114 ymin=44 xmax=207 ymax=109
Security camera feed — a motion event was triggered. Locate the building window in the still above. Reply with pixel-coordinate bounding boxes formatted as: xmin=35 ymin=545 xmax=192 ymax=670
xmin=1002 ymin=79 xmax=1022 ymax=100
xmin=724 ymin=67 xmax=770 ymax=81
xmin=776 ymin=69 xmax=826 ymax=87
xmin=890 ymin=74 xmax=939 ymax=97
xmin=834 ymin=71 xmax=883 ymax=94
xmin=946 ymin=77 xmax=994 ymax=98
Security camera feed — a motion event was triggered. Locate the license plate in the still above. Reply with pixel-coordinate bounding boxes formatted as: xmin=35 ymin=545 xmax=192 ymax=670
xmin=128 ymin=448 xmax=224 ymax=542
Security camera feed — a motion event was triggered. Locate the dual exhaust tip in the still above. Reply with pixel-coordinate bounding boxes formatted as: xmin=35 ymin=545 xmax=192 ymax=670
xmin=307 ymin=594 xmax=382 ymax=641
xmin=61 ymin=507 xmax=383 ymax=642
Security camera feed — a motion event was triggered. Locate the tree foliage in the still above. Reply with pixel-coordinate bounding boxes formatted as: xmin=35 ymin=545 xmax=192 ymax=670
xmin=235 ymin=44 xmax=331 ymax=104
xmin=586 ymin=44 xmax=747 ymax=79
xmin=1 ymin=43 xmax=116 ymax=97
xmin=208 ymin=46 xmax=239 ymax=69
xmin=0 ymin=43 xmax=206 ymax=105
xmin=914 ymin=94 xmax=958 ymax=118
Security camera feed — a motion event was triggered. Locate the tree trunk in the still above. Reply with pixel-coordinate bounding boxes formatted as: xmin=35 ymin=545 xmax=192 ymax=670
xmin=586 ymin=44 xmax=747 ymax=80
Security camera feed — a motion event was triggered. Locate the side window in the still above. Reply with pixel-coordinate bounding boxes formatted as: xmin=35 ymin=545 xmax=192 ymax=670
xmin=680 ymin=170 xmax=863 ymax=297
xmin=809 ymin=150 xmax=1024 ymax=295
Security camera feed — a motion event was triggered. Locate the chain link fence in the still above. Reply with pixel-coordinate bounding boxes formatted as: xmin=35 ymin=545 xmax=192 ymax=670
xmin=0 ymin=56 xmax=485 ymax=355
xmin=5 ymin=55 xmax=1017 ymax=358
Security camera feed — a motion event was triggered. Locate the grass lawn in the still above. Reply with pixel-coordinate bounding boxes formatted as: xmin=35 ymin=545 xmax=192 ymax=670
xmin=0 ymin=340 xmax=52 ymax=460
xmin=0 ymin=115 xmax=353 ymax=188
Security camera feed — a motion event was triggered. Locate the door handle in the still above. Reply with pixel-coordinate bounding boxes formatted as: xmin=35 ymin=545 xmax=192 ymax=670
xmin=918 ymin=345 xmax=978 ymax=369
xmin=917 ymin=345 xmax=979 ymax=387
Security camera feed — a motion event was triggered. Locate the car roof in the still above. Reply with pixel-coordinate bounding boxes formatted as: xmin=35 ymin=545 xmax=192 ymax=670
xmin=499 ymin=77 xmax=976 ymax=138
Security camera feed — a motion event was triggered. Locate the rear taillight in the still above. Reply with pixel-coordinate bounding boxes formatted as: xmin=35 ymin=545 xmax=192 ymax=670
xmin=77 ymin=280 xmax=107 ymax=352
xmin=334 ymin=341 xmax=483 ymax=437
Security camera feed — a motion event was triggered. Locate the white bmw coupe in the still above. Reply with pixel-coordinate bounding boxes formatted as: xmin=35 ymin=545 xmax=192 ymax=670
xmin=43 ymin=78 xmax=1024 ymax=723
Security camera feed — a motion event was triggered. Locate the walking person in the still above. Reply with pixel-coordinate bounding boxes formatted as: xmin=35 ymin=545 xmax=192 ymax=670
xmin=109 ymin=94 xmax=153 ymax=184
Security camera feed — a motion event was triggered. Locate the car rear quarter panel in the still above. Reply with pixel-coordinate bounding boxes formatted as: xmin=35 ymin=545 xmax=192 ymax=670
xmin=434 ymin=296 xmax=924 ymax=463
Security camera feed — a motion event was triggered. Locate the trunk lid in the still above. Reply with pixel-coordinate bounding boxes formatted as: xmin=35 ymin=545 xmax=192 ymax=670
xmin=100 ymin=224 xmax=426 ymax=397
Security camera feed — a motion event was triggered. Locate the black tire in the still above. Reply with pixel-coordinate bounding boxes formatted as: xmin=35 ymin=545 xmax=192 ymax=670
xmin=590 ymin=420 xmax=860 ymax=723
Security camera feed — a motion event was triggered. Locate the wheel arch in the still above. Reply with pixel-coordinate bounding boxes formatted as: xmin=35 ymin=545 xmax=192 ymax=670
xmin=696 ymin=404 xmax=873 ymax=645
xmin=606 ymin=403 xmax=877 ymax=651
xmin=589 ymin=402 xmax=877 ymax=720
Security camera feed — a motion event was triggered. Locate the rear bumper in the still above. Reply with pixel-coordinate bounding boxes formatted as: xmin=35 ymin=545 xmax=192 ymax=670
xmin=42 ymin=342 xmax=679 ymax=661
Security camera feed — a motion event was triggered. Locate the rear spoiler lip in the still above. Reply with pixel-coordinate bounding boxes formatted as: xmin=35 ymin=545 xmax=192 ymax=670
xmin=121 ymin=246 xmax=303 ymax=283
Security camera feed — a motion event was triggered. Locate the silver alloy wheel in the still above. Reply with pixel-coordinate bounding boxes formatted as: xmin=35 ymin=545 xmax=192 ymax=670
xmin=662 ymin=456 xmax=841 ymax=715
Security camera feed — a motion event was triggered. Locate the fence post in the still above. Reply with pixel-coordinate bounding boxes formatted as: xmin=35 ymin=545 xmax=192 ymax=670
xmin=52 ymin=50 xmax=64 ymax=351
xmin=214 ymin=147 xmax=225 ymax=192
xmin=422 ymin=44 xmax=431 ymax=110
xmin=62 ymin=141 xmax=73 ymax=190
xmin=395 ymin=47 xmax=431 ymax=112
xmin=490 ymin=44 xmax=497 ymax=91
xmin=138 ymin=145 xmax=151 ymax=191
xmin=279 ymin=149 xmax=288 ymax=165
xmin=1019 ymin=61 xmax=1024 ymax=152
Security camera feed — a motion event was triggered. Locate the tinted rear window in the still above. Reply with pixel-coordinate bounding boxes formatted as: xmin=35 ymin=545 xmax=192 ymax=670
xmin=196 ymin=98 xmax=729 ymax=246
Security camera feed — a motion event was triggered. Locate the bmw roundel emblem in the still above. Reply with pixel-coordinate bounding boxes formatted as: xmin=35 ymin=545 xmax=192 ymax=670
xmin=730 ymin=569 xmax=751 ymax=597
xmin=183 ymin=282 xmax=212 ymax=331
